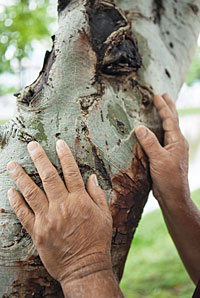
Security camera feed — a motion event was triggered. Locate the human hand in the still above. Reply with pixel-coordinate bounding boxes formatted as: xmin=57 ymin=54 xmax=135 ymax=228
xmin=135 ymin=94 xmax=190 ymax=205
xmin=7 ymin=140 xmax=113 ymax=284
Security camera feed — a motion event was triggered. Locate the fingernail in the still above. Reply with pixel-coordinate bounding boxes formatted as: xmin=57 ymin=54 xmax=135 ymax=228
xmin=93 ymin=175 xmax=99 ymax=187
xmin=27 ymin=141 xmax=39 ymax=153
xmin=135 ymin=126 xmax=147 ymax=139
xmin=8 ymin=189 xmax=15 ymax=201
xmin=7 ymin=162 xmax=17 ymax=173
xmin=56 ymin=140 xmax=66 ymax=151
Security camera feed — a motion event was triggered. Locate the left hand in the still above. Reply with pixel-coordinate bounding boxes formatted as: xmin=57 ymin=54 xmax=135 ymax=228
xmin=7 ymin=140 xmax=113 ymax=284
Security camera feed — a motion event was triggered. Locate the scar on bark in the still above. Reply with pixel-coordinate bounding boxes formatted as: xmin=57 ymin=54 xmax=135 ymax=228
xmin=153 ymin=0 xmax=164 ymax=24
xmin=1 ymin=256 xmax=64 ymax=298
xmin=188 ymin=4 xmax=199 ymax=15
xmin=14 ymin=37 xmax=56 ymax=106
xmin=86 ymin=1 xmax=142 ymax=75
xmin=110 ymin=143 xmax=151 ymax=280
xmin=92 ymin=145 xmax=112 ymax=187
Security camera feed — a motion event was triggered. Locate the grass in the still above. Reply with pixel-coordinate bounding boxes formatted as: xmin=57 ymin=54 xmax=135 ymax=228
xmin=178 ymin=107 xmax=200 ymax=117
xmin=0 ymin=120 xmax=8 ymax=125
xmin=120 ymin=189 xmax=200 ymax=298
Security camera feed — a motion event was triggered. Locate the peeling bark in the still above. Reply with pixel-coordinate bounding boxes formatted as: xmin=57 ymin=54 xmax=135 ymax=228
xmin=0 ymin=0 xmax=199 ymax=295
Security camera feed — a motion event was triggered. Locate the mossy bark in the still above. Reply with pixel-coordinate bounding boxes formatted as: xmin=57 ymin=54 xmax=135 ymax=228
xmin=0 ymin=0 xmax=199 ymax=296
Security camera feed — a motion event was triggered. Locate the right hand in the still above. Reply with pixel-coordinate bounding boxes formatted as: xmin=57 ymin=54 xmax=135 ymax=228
xmin=7 ymin=140 xmax=113 ymax=284
xmin=135 ymin=94 xmax=190 ymax=205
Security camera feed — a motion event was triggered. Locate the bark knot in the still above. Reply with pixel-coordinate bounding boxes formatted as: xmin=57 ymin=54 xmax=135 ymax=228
xmin=86 ymin=1 xmax=142 ymax=75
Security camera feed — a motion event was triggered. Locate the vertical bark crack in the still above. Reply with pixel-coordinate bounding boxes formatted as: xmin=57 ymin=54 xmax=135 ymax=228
xmin=153 ymin=0 xmax=164 ymax=24
xmin=92 ymin=146 xmax=112 ymax=187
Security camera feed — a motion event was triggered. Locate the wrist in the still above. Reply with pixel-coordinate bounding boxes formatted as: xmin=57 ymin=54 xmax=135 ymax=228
xmin=153 ymin=179 xmax=190 ymax=209
xmin=59 ymin=252 xmax=112 ymax=285
xmin=157 ymin=187 xmax=192 ymax=217
xmin=61 ymin=269 xmax=123 ymax=298
xmin=59 ymin=253 xmax=124 ymax=298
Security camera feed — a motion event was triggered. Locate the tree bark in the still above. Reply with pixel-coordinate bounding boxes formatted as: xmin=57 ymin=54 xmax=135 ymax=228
xmin=0 ymin=0 xmax=199 ymax=296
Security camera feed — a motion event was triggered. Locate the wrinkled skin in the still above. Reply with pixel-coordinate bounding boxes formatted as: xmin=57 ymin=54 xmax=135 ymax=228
xmin=7 ymin=141 xmax=116 ymax=283
xmin=135 ymin=94 xmax=200 ymax=286
xmin=7 ymin=94 xmax=200 ymax=296
xmin=136 ymin=93 xmax=190 ymax=204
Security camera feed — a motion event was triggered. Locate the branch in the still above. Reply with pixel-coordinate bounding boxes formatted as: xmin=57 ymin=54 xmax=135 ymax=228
xmin=115 ymin=0 xmax=200 ymax=100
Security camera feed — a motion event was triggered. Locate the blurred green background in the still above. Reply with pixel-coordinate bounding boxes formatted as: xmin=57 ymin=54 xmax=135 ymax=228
xmin=0 ymin=0 xmax=56 ymax=95
xmin=120 ymin=189 xmax=200 ymax=298
xmin=0 ymin=1 xmax=200 ymax=297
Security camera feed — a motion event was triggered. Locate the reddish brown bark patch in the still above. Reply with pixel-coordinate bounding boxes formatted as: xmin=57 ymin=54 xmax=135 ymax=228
xmin=110 ymin=143 xmax=151 ymax=281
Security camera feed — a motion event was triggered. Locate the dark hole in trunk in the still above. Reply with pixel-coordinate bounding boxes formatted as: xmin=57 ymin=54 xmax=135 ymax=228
xmin=87 ymin=3 xmax=142 ymax=75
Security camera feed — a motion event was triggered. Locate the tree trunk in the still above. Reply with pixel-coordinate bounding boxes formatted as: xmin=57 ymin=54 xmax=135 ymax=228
xmin=0 ymin=0 xmax=199 ymax=296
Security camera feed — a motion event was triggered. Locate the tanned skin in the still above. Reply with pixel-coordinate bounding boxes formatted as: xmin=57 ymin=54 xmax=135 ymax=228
xmin=7 ymin=140 xmax=123 ymax=297
xmin=7 ymin=94 xmax=200 ymax=297
xmin=135 ymin=94 xmax=200 ymax=285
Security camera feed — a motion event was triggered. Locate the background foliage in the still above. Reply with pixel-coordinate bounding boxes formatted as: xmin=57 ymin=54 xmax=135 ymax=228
xmin=186 ymin=47 xmax=200 ymax=86
xmin=0 ymin=0 xmax=55 ymax=94
xmin=120 ymin=189 xmax=200 ymax=298
xmin=0 ymin=0 xmax=200 ymax=95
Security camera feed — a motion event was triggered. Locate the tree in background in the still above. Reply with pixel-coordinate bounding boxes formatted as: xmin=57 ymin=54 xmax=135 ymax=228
xmin=1 ymin=0 xmax=200 ymax=95
xmin=0 ymin=0 xmax=55 ymax=94
xmin=0 ymin=0 xmax=199 ymax=296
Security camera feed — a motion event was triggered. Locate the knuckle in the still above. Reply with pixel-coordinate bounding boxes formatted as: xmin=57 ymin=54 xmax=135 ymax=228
xmin=23 ymin=186 xmax=40 ymax=203
xmin=72 ymin=183 xmax=84 ymax=192
xmin=174 ymin=110 xmax=179 ymax=121
xmin=47 ymin=221 xmax=56 ymax=233
xmin=15 ymin=206 xmax=28 ymax=223
xmin=99 ymin=192 xmax=107 ymax=203
xmin=32 ymin=150 xmax=45 ymax=163
xmin=66 ymin=167 xmax=84 ymax=185
xmin=15 ymin=170 xmax=26 ymax=185
xmin=163 ymin=117 xmax=178 ymax=130
xmin=143 ymin=134 xmax=157 ymax=149
xmin=12 ymin=201 xmax=20 ymax=214
xmin=183 ymin=138 xmax=189 ymax=151
xmin=65 ymin=164 xmax=79 ymax=178
xmin=151 ymin=157 xmax=166 ymax=171
xmin=34 ymin=231 xmax=45 ymax=245
xmin=58 ymin=150 xmax=67 ymax=159
xmin=67 ymin=170 xmax=79 ymax=179
xmin=42 ymin=167 xmax=58 ymax=184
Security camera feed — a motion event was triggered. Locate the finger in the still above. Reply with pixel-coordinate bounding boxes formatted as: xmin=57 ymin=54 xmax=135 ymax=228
xmin=56 ymin=140 xmax=85 ymax=193
xmin=154 ymin=95 xmax=181 ymax=144
xmin=86 ymin=174 xmax=108 ymax=210
xmin=7 ymin=161 xmax=48 ymax=213
xmin=162 ymin=93 xmax=179 ymax=119
xmin=164 ymin=130 xmax=183 ymax=146
xmin=154 ymin=94 xmax=173 ymax=120
xmin=135 ymin=126 xmax=165 ymax=160
xmin=8 ymin=188 xmax=35 ymax=235
xmin=27 ymin=142 xmax=67 ymax=201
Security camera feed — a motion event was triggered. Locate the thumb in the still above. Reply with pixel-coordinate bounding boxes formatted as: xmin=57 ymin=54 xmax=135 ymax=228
xmin=135 ymin=126 xmax=163 ymax=160
xmin=86 ymin=175 xmax=108 ymax=210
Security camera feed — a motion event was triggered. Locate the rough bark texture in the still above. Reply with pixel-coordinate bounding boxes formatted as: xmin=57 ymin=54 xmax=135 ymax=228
xmin=0 ymin=0 xmax=199 ymax=295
